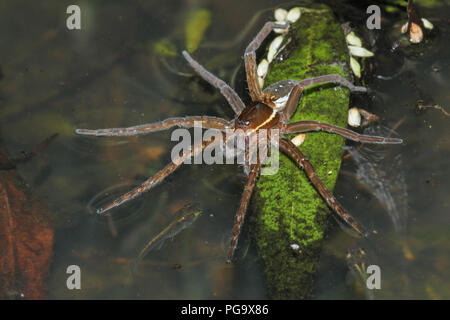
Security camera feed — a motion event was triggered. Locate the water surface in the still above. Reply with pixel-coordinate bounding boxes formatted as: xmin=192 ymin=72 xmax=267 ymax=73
xmin=0 ymin=0 xmax=448 ymax=299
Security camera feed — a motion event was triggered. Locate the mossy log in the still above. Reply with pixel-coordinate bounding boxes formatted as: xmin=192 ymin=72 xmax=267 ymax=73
xmin=250 ymin=2 xmax=353 ymax=299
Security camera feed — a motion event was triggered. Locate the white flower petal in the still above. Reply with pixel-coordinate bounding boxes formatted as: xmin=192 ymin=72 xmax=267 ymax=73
xmin=269 ymin=35 xmax=284 ymax=52
xmin=267 ymin=36 xmax=284 ymax=62
xmin=348 ymin=107 xmax=361 ymax=127
xmin=291 ymin=133 xmax=306 ymax=146
xmin=257 ymin=59 xmax=269 ymax=78
xmin=287 ymin=7 xmax=301 ymax=23
xmin=346 ymin=31 xmax=362 ymax=47
xmin=273 ymin=27 xmax=288 ymax=34
xmin=274 ymin=8 xmax=288 ymax=22
xmin=348 ymin=45 xmax=374 ymax=57
xmin=258 ymin=77 xmax=264 ymax=89
xmin=267 ymin=48 xmax=276 ymax=63
xmin=421 ymin=18 xmax=434 ymax=30
xmin=350 ymin=56 xmax=361 ymax=78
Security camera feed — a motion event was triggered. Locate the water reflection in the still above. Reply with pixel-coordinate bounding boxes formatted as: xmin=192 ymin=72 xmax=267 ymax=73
xmin=345 ymin=126 xmax=407 ymax=238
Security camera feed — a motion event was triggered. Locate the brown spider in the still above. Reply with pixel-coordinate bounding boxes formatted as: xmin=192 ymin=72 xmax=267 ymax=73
xmin=76 ymin=21 xmax=402 ymax=262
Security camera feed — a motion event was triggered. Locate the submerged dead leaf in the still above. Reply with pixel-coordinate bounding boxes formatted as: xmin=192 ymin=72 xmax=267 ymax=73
xmin=0 ymin=143 xmax=53 ymax=299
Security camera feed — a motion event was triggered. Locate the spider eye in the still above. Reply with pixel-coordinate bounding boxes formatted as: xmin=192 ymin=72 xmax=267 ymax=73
xmin=237 ymin=119 xmax=250 ymax=126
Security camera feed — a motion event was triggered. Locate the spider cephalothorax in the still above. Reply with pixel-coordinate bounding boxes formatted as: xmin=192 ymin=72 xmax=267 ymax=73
xmin=234 ymin=102 xmax=279 ymax=132
xmin=76 ymin=21 xmax=402 ymax=263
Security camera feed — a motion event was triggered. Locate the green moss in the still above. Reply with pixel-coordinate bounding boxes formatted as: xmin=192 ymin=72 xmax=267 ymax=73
xmin=250 ymin=2 xmax=352 ymax=299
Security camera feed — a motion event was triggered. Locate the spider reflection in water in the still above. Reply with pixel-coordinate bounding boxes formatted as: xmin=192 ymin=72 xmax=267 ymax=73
xmin=76 ymin=21 xmax=402 ymax=262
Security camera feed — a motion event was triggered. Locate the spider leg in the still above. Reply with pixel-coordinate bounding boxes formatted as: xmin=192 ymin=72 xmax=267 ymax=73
xmin=227 ymin=160 xmax=261 ymax=262
xmin=96 ymin=138 xmax=217 ymax=214
xmin=244 ymin=21 xmax=290 ymax=102
xmin=280 ymin=75 xmax=367 ymax=122
xmin=284 ymin=120 xmax=403 ymax=144
xmin=279 ymin=83 xmax=303 ymax=122
xmin=182 ymin=51 xmax=245 ymax=115
xmin=279 ymin=138 xmax=365 ymax=236
xmin=75 ymin=116 xmax=231 ymax=136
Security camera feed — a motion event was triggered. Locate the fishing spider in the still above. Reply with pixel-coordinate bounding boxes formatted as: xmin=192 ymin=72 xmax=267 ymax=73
xmin=76 ymin=22 xmax=402 ymax=262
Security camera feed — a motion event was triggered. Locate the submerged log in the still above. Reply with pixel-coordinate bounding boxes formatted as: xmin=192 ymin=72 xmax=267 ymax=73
xmin=250 ymin=2 xmax=354 ymax=299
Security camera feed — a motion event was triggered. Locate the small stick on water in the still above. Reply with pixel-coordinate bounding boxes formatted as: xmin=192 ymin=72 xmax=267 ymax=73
xmin=343 ymin=143 xmax=365 ymax=160
xmin=417 ymin=103 xmax=450 ymax=117
xmin=388 ymin=117 xmax=406 ymax=138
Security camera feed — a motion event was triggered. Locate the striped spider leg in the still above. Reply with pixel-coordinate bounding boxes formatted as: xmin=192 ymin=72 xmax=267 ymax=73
xmin=228 ymin=157 xmax=262 ymax=262
xmin=244 ymin=21 xmax=290 ymax=102
xmin=226 ymin=130 xmax=276 ymax=261
xmin=76 ymin=51 xmax=244 ymax=214
xmin=182 ymin=51 xmax=245 ymax=115
xmin=272 ymin=75 xmax=403 ymax=236
xmin=277 ymin=75 xmax=367 ymax=123
xmin=77 ymin=124 xmax=225 ymax=214
xmin=279 ymin=138 xmax=365 ymax=236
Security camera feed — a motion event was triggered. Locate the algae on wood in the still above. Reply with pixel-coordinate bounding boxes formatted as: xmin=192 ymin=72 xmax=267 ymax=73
xmin=250 ymin=2 xmax=353 ymax=299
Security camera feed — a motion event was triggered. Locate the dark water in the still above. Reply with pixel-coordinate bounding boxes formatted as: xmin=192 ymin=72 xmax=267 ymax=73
xmin=0 ymin=0 xmax=448 ymax=299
